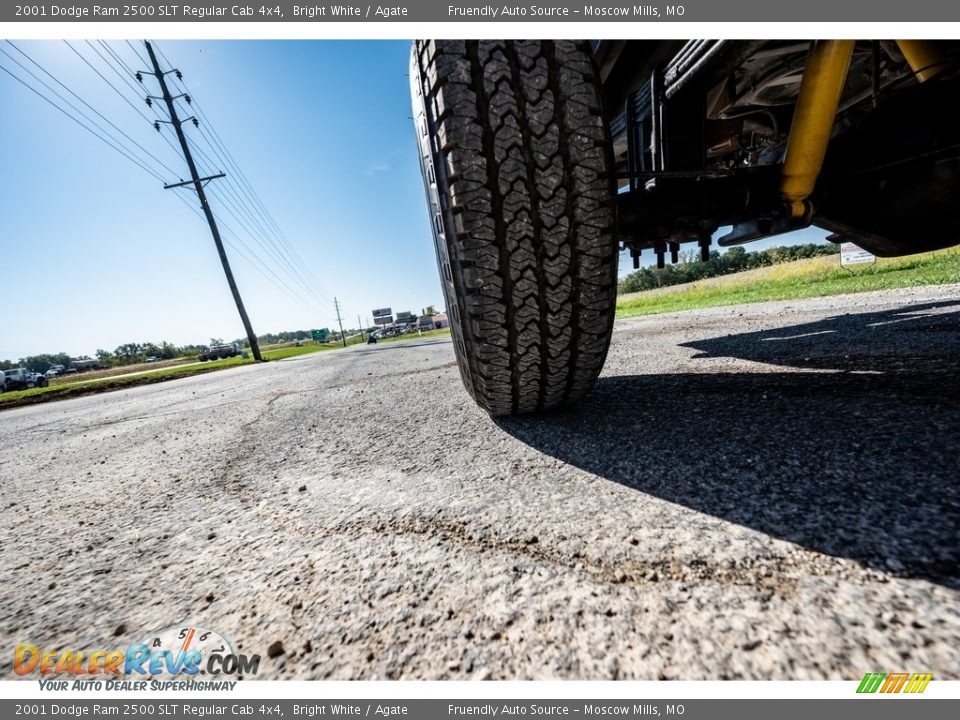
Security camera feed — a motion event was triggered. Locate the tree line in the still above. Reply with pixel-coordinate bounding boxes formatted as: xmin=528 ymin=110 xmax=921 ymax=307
xmin=618 ymin=242 xmax=840 ymax=294
xmin=0 ymin=342 xmax=204 ymax=373
xmin=1 ymin=329 xmax=333 ymax=373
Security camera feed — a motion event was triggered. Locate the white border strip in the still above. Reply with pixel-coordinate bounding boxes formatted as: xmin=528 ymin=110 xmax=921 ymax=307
xmin=2 ymin=679 xmax=959 ymax=699
xmin=1 ymin=20 xmax=955 ymax=40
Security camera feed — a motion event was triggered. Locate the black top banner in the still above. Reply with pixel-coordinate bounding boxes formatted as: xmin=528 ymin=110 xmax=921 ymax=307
xmin=3 ymin=0 xmax=960 ymax=22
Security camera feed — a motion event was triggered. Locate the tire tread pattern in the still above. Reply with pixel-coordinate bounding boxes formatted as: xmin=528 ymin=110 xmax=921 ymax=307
xmin=411 ymin=40 xmax=617 ymax=415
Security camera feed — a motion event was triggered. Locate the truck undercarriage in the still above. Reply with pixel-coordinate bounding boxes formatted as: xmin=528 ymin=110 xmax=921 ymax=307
xmin=599 ymin=40 xmax=960 ymax=267
xmin=411 ymin=39 xmax=959 ymax=415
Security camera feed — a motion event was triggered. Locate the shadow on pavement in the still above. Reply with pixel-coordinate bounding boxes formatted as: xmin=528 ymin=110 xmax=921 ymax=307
xmin=498 ymin=300 xmax=960 ymax=588
xmin=681 ymin=300 xmax=960 ymax=374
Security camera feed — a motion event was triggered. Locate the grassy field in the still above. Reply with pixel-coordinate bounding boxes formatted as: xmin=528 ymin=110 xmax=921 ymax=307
xmin=47 ymin=357 xmax=197 ymax=385
xmin=260 ymin=343 xmax=339 ymax=360
xmin=616 ymin=248 xmax=960 ymax=318
xmin=0 ymin=356 xmax=252 ymax=408
xmin=376 ymin=327 xmax=451 ymax=344
xmin=6 ymin=250 xmax=956 ymax=410
xmin=0 ymin=332 xmax=441 ymax=409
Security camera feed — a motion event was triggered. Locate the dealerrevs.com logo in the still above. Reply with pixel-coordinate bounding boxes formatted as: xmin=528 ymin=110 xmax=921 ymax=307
xmin=16 ymin=625 xmax=261 ymax=691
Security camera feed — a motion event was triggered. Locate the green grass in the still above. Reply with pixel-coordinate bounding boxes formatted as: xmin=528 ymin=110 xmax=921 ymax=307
xmin=261 ymin=343 xmax=338 ymax=360
xmin=0 ymin=331 xmax=449 ymax=410
xmin=0 ymin=355 xmax=252 ymax=409
xmin=0 ymin=344 xmax=335 ymax=408
xmin=9 ymin=249 xmax=951 ymax=409
xmin=376 ymin=328 xmax=451 ymax=344
xmin=616 ymin=249 xmax=960 ymax=318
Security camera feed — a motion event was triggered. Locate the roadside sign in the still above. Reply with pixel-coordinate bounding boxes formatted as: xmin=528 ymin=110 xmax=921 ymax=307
xmin=396 ymin=311 xmax=415 ymax=323
xmin=373 ymin=316 xmax=393 ymax=326
xmin=372 ymin=307 xmax=392 ymax=318
xmin=311 ymin=329 xmax=328 ymax=342
xmin=840 ymin=242 xmax=876 ymax=267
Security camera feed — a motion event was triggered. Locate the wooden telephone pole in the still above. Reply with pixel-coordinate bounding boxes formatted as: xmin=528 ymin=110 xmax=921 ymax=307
xmin=333 ymin=297 xmax=347 ymax=348
xmin=143 ymin=41 xmax=263 ymax=362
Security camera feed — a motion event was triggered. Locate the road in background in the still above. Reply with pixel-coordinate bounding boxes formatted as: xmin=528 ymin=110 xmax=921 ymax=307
xmin=1 ymin=286 xmax=958 ymax=679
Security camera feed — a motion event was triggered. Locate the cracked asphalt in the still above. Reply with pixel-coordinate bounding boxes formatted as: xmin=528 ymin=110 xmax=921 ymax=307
xmin=1 ymin=285 xmax=958 ymax=680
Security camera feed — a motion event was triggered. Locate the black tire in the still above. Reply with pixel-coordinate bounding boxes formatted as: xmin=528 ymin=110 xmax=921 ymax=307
xmin=38 ymin=377 xmax=48 ymax=388
xmin=410 ymin=40 xmax=618 ymax=416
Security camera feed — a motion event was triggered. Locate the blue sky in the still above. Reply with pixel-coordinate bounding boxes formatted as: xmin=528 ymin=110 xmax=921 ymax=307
xmin=0 ymin=40 xmax=829 ymax=360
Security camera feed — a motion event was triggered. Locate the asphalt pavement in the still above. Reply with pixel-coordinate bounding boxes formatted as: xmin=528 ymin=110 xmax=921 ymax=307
xmin=1 ymin=285 xmax=958 ymax=680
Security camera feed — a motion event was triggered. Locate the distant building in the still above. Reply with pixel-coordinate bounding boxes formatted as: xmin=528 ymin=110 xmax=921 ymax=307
xmin=431 ymin=313 xmax=449 ymax=329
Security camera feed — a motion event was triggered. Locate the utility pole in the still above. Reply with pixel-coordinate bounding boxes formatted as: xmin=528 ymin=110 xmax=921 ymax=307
xmin=357 ymin=315 xmax=365 ymax=341
xmin=333 ymin=297 xmax=347 ymax=348
xmin=143 ymin=41 xmax=263 ymax=362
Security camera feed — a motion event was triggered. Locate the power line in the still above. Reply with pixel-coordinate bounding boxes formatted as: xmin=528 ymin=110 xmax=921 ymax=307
xmin=132 ymin=42 xmax=330 ymax=319
xmin=1 ymin=39 xmax=330 ymax=331
xmin=202 ymin=171 xmax=326 ymax=306
xmin=190 ymin=115 xmax=326 ymax=302
xmin=97 ymin=40 xmax=139 ymax=80
xmin=180 ymin=134 xmax=329 ymax=309
xmin=144 ymin=40 xmax=263 ymax=362
xmin=86 ymin=41 xmax=187 ymax=162
xmin=212 ymin=209 xmax=329 ymax=317
xmin=172 ymin=191 xmax=325 ymax=320
xmin=153 ymin=41 xmax=328 ymax=303
xmin=125 ymin=39 xmax=149 ymax=67
xmin=204 ymin=182 xmax=324 ymax=304
xmin=63 ymin=40 xmax=150 ymax=123
xmin=0 ymin=62 xmax=166 ymax=183
xmin=4 ymin=42 xmax=180 ymax=178
xmin=150 ymin=41 xmax=326 ymax=305
xmin=101 ymin=40 xmax=325 ymax=316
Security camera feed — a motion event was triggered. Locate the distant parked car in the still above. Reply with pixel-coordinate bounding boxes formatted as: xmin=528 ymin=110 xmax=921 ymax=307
xmin=367 ymin=335 xmax=378 ymax=344
xmin=199 ymin=342 xmax=243 ymax=361
xmin=1 ymin=368 xmax=48 ymax=392
xmin=46 ymin=364 xmax=66 ymax=378
xmin=70 ymin=358 xmax=101 ymax=372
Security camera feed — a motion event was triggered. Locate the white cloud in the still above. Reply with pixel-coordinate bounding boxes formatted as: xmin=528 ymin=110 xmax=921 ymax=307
xmin=363 ymin=148 xmax=403 ymax=177
xmin=365 ymin=161 xmax=392 ymax=176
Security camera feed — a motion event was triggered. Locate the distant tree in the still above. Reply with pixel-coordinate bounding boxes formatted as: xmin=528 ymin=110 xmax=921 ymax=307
xmin=114 ymin=343 xmax=143 ymax=364
xmin=618 ymin=242 xmax=839 ymax=295
xmin=141 ymin=342 xmax=161 ymax=358
xmin=158 ymin=341 xmax=179 ymax=359
xmin=19 ymin=352 xmax=72 ymax=373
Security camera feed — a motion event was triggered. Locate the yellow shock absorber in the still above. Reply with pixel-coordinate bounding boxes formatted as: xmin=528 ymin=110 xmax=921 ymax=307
xmin=896 ymin=40 xmax=950 ymax=82
xmin=780 ymin=40 xmax=855 ymax=219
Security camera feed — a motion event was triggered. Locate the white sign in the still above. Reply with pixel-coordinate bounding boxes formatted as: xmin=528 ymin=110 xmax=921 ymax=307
xmin=840 ymin=242 xmax=876 ymax=267
xmin=372 ymin=307 xmax=392 ymax=318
